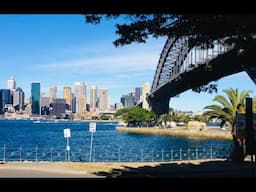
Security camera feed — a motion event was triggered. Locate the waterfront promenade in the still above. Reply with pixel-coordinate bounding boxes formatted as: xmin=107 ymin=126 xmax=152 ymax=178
xmin=0 ymin=158 xmax=255 ymax=178
xmin=116 ymin=126 xmax=232 ymax=140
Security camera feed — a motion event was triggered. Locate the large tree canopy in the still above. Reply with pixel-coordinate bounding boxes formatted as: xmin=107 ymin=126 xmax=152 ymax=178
xmin=85 ymin=14 xmax=256 ymax=47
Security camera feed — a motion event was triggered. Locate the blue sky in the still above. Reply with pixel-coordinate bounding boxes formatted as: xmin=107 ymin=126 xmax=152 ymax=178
xmin=0 ymin=14 xmax=255 ymax=112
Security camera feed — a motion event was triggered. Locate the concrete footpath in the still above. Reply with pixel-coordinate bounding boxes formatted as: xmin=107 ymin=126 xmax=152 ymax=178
xmin=0 ymin=158 xmax=256 ymax=178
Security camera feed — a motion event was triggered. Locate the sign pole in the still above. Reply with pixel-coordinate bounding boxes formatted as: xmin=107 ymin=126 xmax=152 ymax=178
xmin=89 ymin=122 xmax=96 ymax=163
xmin=64 ymin=128 xmax=71 ymax=162
xmin=89 ymin=131 xmax=94 ymax=162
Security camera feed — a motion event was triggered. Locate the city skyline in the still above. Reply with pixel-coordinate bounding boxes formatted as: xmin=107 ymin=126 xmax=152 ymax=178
xmin=0 ymin=15 xmax=256 ymax=112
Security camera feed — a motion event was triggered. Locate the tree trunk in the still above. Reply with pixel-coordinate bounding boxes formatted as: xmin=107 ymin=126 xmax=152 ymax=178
xmin=230 ymin=127 xmax=245 ymax=162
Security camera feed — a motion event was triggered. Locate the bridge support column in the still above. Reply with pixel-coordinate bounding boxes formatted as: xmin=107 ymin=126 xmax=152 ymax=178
xmin=148 ymin=97 xmax=170 ymax=116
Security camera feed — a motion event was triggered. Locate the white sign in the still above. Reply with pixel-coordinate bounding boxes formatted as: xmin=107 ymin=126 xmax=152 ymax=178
xmin=89 ymin=122 xmax=96 ymax=132
xmin=64 ymin=128 xmax=71 ymax=138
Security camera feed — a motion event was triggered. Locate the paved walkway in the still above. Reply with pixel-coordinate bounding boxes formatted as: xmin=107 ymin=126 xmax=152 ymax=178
xmin=0 ymin=159 xmax=256 ymax=178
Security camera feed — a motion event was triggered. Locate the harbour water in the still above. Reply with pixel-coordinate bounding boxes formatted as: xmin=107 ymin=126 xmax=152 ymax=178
xmin=0 ymin=120 xmax=232 ymax=162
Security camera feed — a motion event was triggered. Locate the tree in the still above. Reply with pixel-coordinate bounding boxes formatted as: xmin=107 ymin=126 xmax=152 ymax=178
xmin=203 ymin=88 xmax=252 ymax=162
xmin=85 ymin=14 xmax=256 ymax=93
xmin=114 ymin=108 xmax=131 ymax=117
xmin=159 ymin=113 xmax=171 ymax=128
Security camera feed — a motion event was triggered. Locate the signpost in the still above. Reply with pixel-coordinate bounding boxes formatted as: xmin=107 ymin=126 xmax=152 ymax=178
xmin=89 ymin=122 xmax=96 ymax=162
xmin=64 ymin=128 xmax=71 ymax=162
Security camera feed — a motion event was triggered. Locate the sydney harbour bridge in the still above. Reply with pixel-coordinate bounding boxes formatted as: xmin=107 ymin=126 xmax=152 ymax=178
xmin=142 ymin=36 xmax=256 ymax=115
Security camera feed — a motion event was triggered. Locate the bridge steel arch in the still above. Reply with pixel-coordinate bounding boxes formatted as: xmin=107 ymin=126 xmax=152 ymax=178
xmin=148 ymin=37 xmax=256 ymax=115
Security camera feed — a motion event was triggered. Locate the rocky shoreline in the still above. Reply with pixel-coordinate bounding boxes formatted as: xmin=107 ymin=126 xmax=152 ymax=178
xmin=116 ymin=126 xmax=232 ymax=140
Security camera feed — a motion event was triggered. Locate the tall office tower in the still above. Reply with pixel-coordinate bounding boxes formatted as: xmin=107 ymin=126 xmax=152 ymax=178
xmin=0 ymin=89 xmax=11 ymax=113
xmin=142 ymin=81 xmax=150 ymax=110
xmin=31 ymin=83 xmax=41 ymax=115
xmin=135 ymin=87 xmax=142 ymax=104
xmin=49 ymin=86 xmax=57 ymax=104
xmin=63 ymin=86 xmax=72 ymax=110
xmin=98 ymin=89 xmax=109 ymax=111
xmin=51 ymin=98 xmax=66 ymax=118
xmin=7 ymin=75 xmax=16 ymax=91
xmin=90 ymin=85 xmax=97 ymax=112
xmin=74 ymin=82 xmax=86 ymax=114
xmin=71 ymin=93 xmax=76 ymax=113
xmin=13 ymin=87 xmax=25 ymax=111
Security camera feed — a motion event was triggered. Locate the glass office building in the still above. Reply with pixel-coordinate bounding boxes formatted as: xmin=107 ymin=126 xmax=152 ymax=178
xmin=31 ymin=83 xmax=40 ymax=115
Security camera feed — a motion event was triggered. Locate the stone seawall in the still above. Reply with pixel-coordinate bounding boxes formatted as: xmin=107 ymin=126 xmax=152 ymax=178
xmin=116 ymin=126 xmax=232 ymax=140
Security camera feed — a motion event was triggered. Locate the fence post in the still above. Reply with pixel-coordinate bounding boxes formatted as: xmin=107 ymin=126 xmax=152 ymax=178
xmin=141 ymin=149 xmax=143 ymax=162
xmin=105 ymin=147 xmax=108 ymax=162
xmin=188 ymin=148 xmax=190 ymax=160
xmin=203 ymin=147 xmax=206 ymax=159
xmin=50 ymin=147 xmax=53 ymax=162
xmin=35 ymin=145 xmax=38 ymax=162
xmin=19 ymin=145 xmax=22 ymax=162
xmin=161 ymin=149 xmax=164 ymax=162
xmin=129 ymin=149 xmax=132 ymax=162
xmin=196 ymin=146 xmax=198 ymax=160
xmin=3 ymin=144 xmax=6 ymax=162
xmin=118 ymin=147 xmax=121 ymax=162
xmin=93 ymin=147 xmax=95 ymax=162
xmin=180 ymin=148 xmax=182 ymax=160
xmin=210 ymin=146 xmax=213 ymax=159
xmin=171 ymin=148 xmax=173 ymax=161
xmin=152 ymin=149 xmax=154 ymax=162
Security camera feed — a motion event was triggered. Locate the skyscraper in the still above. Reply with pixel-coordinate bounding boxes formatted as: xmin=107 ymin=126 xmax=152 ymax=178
xmin=63 ymin=86 xmax=72 ymax=110
xmin=142 ymin=81 xmax=150 ymax=110
xmin=7 ymin=75 xmax=16 ymax=91
xmin=31 ymin=83 xmax=40 ymax=115
xmin=98 ymin=89 xmax=109 ymax=111
xmin=90 ymin=85 xmax=97 ymax=112
xmin=49 ymin=86 xmax=57 ymax=104
xmin=135 ymin=87 xmax=142 ymax=104
xmin=0 ymin=89 xmax=11 ymax=113
xmin=13 ymin=87 xmax=25 ymax=111
xmin=74 ymin=82 xmax=86 ymax=114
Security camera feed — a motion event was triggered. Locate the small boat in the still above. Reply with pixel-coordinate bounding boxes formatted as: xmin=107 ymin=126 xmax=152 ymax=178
xmin=33 ymin=120 xmax=41 ymax=123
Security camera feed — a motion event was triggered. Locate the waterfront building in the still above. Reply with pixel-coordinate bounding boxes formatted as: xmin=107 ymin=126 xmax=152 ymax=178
xmin=7 ymin=75 xmax=16 ymax=91
xmin=49 ymin=86 xmax=57 ymax=104
xmin=0 ymin=89 xmax=12 ymax=113
xmin=74 ymin=82 xmax=87 ymax=114
xmin=90 ymin=85 xmax=97 ymax=112
xmin=115 ymin=103 xmax=123 ymax=110
xmin=135 ymin=87 xmax=142 ymax=105
xmin=98 ymin=88 xmax=109 ymax=111
xmin=41 ymin=96 xmax=50 ymax=115
xmin=13 ymin=87 xmax=25 ymax=111
xmin=142 ymin=81 xmax=150 ymax=110
xmin=63 ymin=86 xmax=72 ymax=110
xmin=71 ymin=93 xmax=76 ymax=113
xmin=31 ymin=83 xmax=40 ymax=115
xmin=51 ymin=98 xmax=66 ymax=118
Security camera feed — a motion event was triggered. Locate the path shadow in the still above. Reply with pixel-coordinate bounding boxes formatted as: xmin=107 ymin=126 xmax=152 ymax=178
xmin=93 ymin=160 xmax=256 ymax=178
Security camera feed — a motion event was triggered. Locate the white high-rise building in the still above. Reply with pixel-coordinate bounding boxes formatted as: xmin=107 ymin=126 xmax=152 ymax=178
xmin=49 ymin=86 xmax=57 ymax=104
xmin=142 ymin=81 xmax=150 ymax=110
xmin=74 ymin=82 xmax=87 ymax=114
xmin=98 ymin=89 xmax=109 ymax=111
xmin=7 ymin=75 xmax=16 ymax=91
xmin=90 ymin=85 xmax=97 ymax=112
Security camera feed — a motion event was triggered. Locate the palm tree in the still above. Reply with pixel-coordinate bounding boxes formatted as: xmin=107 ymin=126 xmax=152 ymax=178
xmin=203 ymin=88 xmax=251 ymax=162
xmin=204 ymin=88 xmax=251 ymax=131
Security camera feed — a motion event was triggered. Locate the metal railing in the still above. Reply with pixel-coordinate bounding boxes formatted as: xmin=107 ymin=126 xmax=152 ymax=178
xmin=0 ymin=144 xmax=232 ymax=163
